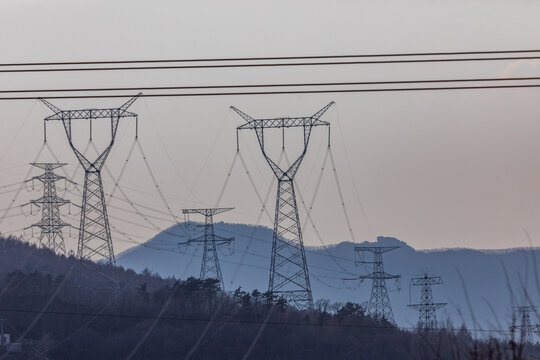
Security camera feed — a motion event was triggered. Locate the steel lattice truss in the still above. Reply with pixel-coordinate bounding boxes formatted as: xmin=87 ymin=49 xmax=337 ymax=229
xmin=40 ymin=94 xmax=141 ymax=288
xmin=510 ymin=306 xmax=540 ymax=344
xmin=354 ymin=246 xmax=400 ymax=323
xmin=24 ymin=163 xmax=71 ymax=255
xmin=408 ymin=274 xmax=447 ymax=330
xmin=182 ymin=208 xmax=234 ymax=290
xmin=233 ymin=102 xmax=334 ymax=310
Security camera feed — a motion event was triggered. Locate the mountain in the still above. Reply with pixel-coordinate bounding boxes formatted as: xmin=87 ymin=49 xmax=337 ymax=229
xmin=117 ymin=222 xmax=540 ymax=330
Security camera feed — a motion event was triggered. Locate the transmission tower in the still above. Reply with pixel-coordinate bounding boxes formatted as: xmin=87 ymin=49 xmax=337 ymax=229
xmin=353 ymin=245 xmax=400 ymax=323
xmin=40 ymin=94 xmax=141 ymax=280
xmin=232 ymin=102 xmax=333 ymax=310
xmin=408 ymin=274 xmax=447 ymax=330
xmin=22 ymin=163 xmax=72 ymax=255
xmin=510 ymin=306 xmax=540 ymax=343
xmin=181 ymin=208 xmax=234 ymax=290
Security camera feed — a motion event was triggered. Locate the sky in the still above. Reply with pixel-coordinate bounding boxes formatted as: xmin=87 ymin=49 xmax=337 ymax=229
xmin=1 ymin=0 xmax=540 ymax=253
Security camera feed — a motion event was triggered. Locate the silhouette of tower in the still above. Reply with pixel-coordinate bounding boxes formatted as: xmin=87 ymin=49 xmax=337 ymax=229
xmin=40 ymin=94 xmax=141 ymax=288
xmin=354 ymin=245 xmax=400 ymax=323
xmin=408 ymin=274 xmax=447 ymax=330
xmin=181 ymin=208 xmax=234 ymax=290
xmin=24 ymin=162 xmax=71 ymax=255
xmin=232 ymin=102 xmax=334 ymax=310
xmin=510 ymin=306 xmax=539 ymax=344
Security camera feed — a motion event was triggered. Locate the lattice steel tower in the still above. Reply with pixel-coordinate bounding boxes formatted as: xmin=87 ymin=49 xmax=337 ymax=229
xmin=232 ymin=102 xmax=334 ymax=310
xmin=181 ymin=208 xmax=234 ymax=290
xmin=510 ymin=306 xmax=539 ymax=344
xmin=408 ymin=274 xmax=447 ymax=330
xmin=23 ymin=163 xmax=71 ymax=255
xmin=354 ymin=246 xmax=400 ymax=323
xmin=40 ymin=94 xmax=141 ymax=270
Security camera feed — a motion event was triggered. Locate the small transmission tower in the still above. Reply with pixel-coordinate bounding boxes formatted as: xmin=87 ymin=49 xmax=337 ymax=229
xmin=40 ymin=94 xmax=141 ymax=275
xmin=181 ymin=208 xmax=234 ymax=290
xmin=23 ymin=163 xmax=72 ymax=255
xmin=233 ymin=102 xmax=334 ymax=310
xmin=408 ymin=274 xmax=447 ymax=330
xmin=510 ymin=306 xmax=540 ymax=344
xmin=353 ymin=245 xmax=400 ymax=323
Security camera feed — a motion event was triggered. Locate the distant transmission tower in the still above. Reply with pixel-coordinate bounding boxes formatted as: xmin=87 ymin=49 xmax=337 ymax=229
xmin=408 ymin=274 xmax=447 ymax=330
xmin=23 ymin=162 xmax=71 ymax=255
xmin=40 ymin=94 xmax=141 ymax=276
xmin=181 ymin=208 xmax=234 ymax=289
xmin=233 ymin=102 xmax=334 ymax=310
xmin=353 ymin=245 xmax=400 ymax=323
xmin=510 ymin=306 xmax=540 ymax=343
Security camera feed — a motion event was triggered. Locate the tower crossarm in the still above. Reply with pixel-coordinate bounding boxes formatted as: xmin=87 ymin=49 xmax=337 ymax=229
xmin=233 ymin=101 xmax=333 ymax=130
xmin=182 ymin=207 xmax=234 ymax=217
xmin=354 ymin=245 xmax=400 ymax=254
xmin=30 ymin=197 xmax=70 ymax=206
xmin=233 ymin=103 xmax=333 ymax=181
xmin=410 ymin=276 xmax=443 ymax=287
xmin=357 ymin=272 xmax=400 ymax=280
xmin=26 ymin=173 xmax=69 ymax=184
xmin=182 ymin=234 xmax=234 ymax=245
xmin=44 ymin=109 xmax=138 ymax=121
xmin=42 ymin=93 xmax=141 ymax=121
xmin=29 ymin=162 xmax=68 ymax=170
xmin=236 ymin=116 xmax=330 ymax=130
xmin=30 ymin=219 xmax=71 ymax=229
xmin=408 ymin=303 xmax=447 ymax=311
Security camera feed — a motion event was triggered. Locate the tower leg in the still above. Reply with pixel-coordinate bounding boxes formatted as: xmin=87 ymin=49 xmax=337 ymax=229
xmin=78 ymin=170 xmax=118 ymax=288
xmin=269 ymin=179 xmax=313 ymax=309
xmin=368 ymin=278 xmax=395 ymax=323
xmin=200 ymin=214 xmax=224 ymax=289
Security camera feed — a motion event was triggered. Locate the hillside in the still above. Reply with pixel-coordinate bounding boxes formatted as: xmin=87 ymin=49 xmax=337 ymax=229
xmin=117 ymin=222 xmax=540 ymax=330
xmin=0 ymin=234 xmax=510 ymax=359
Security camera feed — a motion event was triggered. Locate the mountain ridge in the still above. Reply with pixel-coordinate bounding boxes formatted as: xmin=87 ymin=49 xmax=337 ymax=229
xmin=117 ymin=222 xmax=540 ymax=330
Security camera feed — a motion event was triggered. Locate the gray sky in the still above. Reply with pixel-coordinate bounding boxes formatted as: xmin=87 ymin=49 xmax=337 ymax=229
xmin=1 ymin=0 xmax=540 ymax=253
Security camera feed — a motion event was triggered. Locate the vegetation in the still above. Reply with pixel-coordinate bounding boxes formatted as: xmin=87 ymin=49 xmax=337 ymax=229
xmin=0 ymin=234 xmax=537 ymax=359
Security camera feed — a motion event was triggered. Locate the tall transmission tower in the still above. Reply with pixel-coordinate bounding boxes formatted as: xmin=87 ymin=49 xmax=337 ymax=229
xmin=40 ymin=94 xmax=141 ymax=279
xmin=408 ymin=274 xmax=447 ymax=330
xmin=181 ymin=208 xmax=234 ymax=290
xmin=23 ymin=163 xmax=72 ymax=255
xmin=353 ymin=245 xmax=400 ymax=323
xmin=510 ymin=306 xmax=540 ymax=343
xmin=232 ymin=102 xmax=334 ymax=310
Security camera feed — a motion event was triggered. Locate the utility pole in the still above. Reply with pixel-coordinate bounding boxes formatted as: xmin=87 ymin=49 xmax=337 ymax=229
xmin=233 ymin=102 xmax=334 ymax=310
xmin=181 ymin=208 xmax=234 ymax=290
xmin=408 ymin=274 xmax=447 ymax=331
xmin=22 ymin=163 xmax=72 ymax=255
xmin=510 ymin=306 xmax=539 ymax=344
xmin=40 ymin=94 xmax=141 ymax=288
xmin=353 ymin=245 xmax=400 ymax=324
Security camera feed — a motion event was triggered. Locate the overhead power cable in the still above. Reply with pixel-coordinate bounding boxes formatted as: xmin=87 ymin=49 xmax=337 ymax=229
xmin=1 ymin=55 xmax=540 ymax=74
xmin=3 ymin=76 xmax=540 ymax=94
xmin=0 ymin=307 xmax=515 ymax=333
xmin=1 ymin=48 xmax=540 ymax=67
xmin=2 ymin=84 xmax=540 ymax=101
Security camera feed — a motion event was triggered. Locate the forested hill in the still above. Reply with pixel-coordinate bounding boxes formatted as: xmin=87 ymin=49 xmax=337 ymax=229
xmin=117 ymin=222 xmax=540 ymax=330
xmin=0 ymin=234 xmax=538 ymax=359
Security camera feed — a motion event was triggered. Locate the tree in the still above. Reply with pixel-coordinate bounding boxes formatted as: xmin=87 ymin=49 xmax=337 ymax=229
xmin=137 ymin=282 xmax=150 ymax=303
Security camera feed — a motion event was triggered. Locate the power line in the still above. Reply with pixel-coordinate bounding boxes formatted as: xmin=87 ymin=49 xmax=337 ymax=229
xmin=0 ymin=307 xmax=514 ymax=333
xmin=2 ymin=48 xmax=540 ymax=67
xmin=3 ymin=76 xmax=540 ymax=94
xmin=1 ymin=55 xmax=540 ymax=74
xmin=2 ymin=84 xmax=540 ymax=101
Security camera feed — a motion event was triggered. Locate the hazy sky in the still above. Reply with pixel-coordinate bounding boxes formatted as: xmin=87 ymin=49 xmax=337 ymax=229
xmin=1 ymin=0 xmax=540 ymax=253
